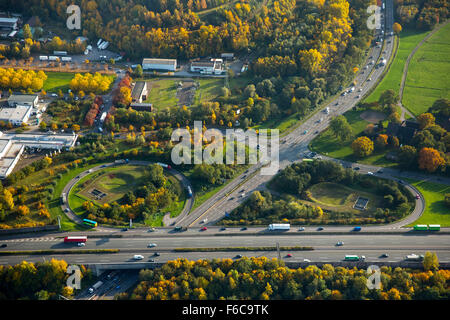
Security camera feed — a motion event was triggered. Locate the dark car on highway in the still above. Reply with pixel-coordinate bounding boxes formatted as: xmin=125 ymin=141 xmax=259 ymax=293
xmin=0 ymin=244 xmax=6 ymax=248
xmin=235 ymin=254 xmax=243 ymax=259
xmin=353 ymin=167 xmax=360 ymax=170
xmin=317 ymin=227 xmax=324 ymax=231
xmin=154 ymin=252 xmax=160 ymax=256
xmin=241 ymin=227 xmax=248 ymax=231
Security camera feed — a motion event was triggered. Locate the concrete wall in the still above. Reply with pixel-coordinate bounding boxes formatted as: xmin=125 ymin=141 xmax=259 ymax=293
xmin=0 ymin=225 xmax=58 ymax=235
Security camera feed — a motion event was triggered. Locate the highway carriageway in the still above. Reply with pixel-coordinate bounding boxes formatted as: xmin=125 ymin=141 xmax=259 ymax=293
xmin=0 ymin=234 xmax=449 ymax=265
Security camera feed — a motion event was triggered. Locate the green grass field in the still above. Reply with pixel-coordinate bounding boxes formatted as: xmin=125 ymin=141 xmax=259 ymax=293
xmin=194 ymin=78 xmax=224 ymax=103
xmin=145 ymin=77 xmax=224 ymax=110
xmin=145 ymin=79 xmax=178 ymax=109
xmin=309 ymin=109 xmax=397 ymax=166
xmin=75 ymin=165 xmax=147 ymax=205
xmin=403 ymin=23 xmax=450 ymax=115
xmin=365 ymin=29 xmax=430 ymax=103
xmin=42 ymin=72 xmax=116 ymax=94
xmin=308 ymin=182 xmax=384 ymax=215
xmin=405 ymin=179 xmax=450 ymax=227
xmin=42 ymin=72 xmax=75 ymax=93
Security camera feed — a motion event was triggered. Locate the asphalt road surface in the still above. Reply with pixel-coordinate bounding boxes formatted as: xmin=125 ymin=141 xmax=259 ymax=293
xmin=1 ymin=234 xmax=449 ymax=265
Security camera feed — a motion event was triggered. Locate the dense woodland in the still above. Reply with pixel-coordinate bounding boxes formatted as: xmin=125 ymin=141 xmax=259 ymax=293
xmin=395 ymin=0 xmax=449 ymax=30
xmin=117 ymin=255 xmax=449 ymax=300
xmin=0 ymin=259 xmax=93 ymax=300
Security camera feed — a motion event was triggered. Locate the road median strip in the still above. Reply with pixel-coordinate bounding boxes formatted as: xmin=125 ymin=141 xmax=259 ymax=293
xmin=173 ymin=246 xmax=314 ymax=252
xmin=0 ymin=249 xmax=120 ymax=256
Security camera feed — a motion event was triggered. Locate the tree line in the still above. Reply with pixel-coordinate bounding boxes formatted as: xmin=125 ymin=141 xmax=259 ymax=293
xmin=117 ymin=254 xmax=448 ymax=300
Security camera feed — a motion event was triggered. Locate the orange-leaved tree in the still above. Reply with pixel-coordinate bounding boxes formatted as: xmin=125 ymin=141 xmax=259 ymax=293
xmin=418 ymin=147 xmax=445 ymax=172
xmin=351 ymin=136 xmax=374 ymax=157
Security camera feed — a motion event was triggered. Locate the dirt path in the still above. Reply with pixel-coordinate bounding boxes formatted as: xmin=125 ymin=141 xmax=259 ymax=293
xmin=398 ymin=21 xmax=449 ymax=120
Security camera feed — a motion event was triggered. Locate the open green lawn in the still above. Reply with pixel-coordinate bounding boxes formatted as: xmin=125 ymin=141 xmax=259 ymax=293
xmin=42 ymin=71 xmax=75 ymax=93
xmin=405 ymin=179 xmax=450 ymax=227
xmin=308 ymin=182 xmax=384 ymax=215
xmin=145 ymin=77 xmax=224 ymax=110
xmin=42 ymin=72 xmax=116 ymax=94
xmin=309 ymin=109 xmax=397 ymax=166
xmin=145 ymin=79 xmax=178 ymax=110
xmin=194 ymin=78 xmax=224 ymax=103
xmin=365 ymin=29 xmax=430 ymax=103
xmin=403 ymin=23 xmax=450 ymax=115
xmin=74 ymin=165 xmax=147 ymax=205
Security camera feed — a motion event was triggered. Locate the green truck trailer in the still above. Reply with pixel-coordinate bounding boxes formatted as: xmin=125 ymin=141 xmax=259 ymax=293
xmin=414 ymin=224 xmax=440 ymax=231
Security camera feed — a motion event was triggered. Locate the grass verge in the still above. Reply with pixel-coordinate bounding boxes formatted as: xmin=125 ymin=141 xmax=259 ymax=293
xmin=404 ymin=178 xmax=450 ymax=227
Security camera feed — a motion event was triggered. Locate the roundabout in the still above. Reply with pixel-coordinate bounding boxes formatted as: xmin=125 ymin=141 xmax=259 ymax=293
xmin=60 ymin=160 xmax=194 ymax=230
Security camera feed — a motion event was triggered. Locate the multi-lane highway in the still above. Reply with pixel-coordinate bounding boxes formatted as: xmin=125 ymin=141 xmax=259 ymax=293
xmin=1 ymin=233 xmax=449 ymax=266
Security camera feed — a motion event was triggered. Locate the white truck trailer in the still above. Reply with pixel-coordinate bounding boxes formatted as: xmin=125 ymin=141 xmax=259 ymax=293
xmin=268 ymin=224 xmax=291 ymax=231
xmin=88 ymin=281 xmax=103 ymax=294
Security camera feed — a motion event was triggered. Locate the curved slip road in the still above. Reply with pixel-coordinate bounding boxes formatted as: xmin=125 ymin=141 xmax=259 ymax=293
xmin=61 ymin=160 xmax=194 ymax=231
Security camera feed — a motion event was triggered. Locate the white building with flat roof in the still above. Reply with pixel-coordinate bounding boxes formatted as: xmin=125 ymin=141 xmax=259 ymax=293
xmin=190 ymin=58 xmax=223 ymax=75
xmin=0 ymin=17 xmax=18 ymax=30
xmin=0 ymin=105 xmax=32 ymax=126
xmin=142 ymin=58 xmax=177 ymax=72
xmin=7 ymin=94 xmax=39 ymax=108
xmin=0 ymin=131 xmax=78 ymax=179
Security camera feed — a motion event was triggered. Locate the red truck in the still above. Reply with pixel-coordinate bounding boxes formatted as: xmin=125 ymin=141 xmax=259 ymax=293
xmin=64 ymin=236 xmax=87 ymax=243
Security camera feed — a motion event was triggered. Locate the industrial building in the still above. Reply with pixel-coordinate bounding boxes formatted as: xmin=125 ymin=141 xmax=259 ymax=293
xmin=0 ymin=131 xmax=78 ymax=179
xmin=7 ymin=94 xmax=39 ymax=108
xmin=0 ymin=105 xmax=32 ymax=126
xmin=142 ymin=58 xmax=177 ymax=72
xmin=190 ymin=58 xmax=224 ymax=75
xmin=0 ymin=17 xmax=19 ymax=30
xmin=131 ymin=81 xmax=148 ymax=103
